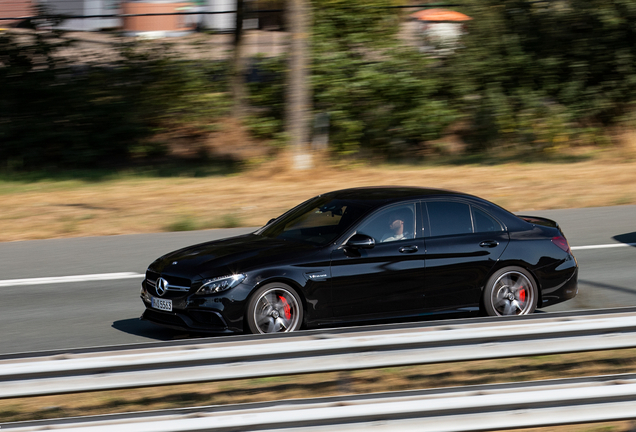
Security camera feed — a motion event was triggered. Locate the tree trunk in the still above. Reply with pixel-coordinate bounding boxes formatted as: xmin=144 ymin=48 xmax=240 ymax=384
xmin=231 ymin=0 xmax=246 ymax=118
xmin=286 ymin=0 xmax=312 ymax=169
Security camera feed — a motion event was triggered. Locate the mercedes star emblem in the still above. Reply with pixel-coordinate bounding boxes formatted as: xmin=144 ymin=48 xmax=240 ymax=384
xmin=156 ymin=277 xmax=169 ymax=297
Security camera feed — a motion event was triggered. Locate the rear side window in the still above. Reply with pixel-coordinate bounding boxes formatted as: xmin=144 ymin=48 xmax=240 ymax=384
xmin=426 ymin=201 xmax=472 ymax=237
xmin=473 ymin=207 xmax=503 ymax=232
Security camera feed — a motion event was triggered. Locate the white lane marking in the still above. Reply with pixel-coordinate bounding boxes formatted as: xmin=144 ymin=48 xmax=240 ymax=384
xmin=571 ymin=243 xmax=636 ymax=251
xmin=0 ymin=272 xmax=145 ymax=287
xmin=0 ymin=243 xmax=634 ymax=287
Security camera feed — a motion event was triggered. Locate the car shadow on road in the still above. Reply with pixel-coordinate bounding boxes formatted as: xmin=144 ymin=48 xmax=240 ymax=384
xmin=112 ymin=318 xmax=202 ymax=341
xmin=613 ymin=232 xmax=636 ymax=246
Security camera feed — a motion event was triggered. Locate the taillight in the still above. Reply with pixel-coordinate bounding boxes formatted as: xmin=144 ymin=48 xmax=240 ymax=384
xmin=552 ymin=236 xmax=571 ymax=254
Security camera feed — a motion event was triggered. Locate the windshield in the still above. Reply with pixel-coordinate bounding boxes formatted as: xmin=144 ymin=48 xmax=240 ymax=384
xmin=255 ymin=196 xmax=371 ymax=245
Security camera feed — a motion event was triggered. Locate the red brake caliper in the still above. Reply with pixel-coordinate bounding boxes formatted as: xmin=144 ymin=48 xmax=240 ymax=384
xmin=279 ymin=296 xmax=292 ymax=320
xmin=518 ymin=287 xmax=526 ymax=302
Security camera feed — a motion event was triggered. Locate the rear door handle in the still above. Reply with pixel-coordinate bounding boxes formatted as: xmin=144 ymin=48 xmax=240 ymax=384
xmin=399 ymin=245 xmax=419 ymax=253
xmin=479 ymin=240 xmax=499 ymax=248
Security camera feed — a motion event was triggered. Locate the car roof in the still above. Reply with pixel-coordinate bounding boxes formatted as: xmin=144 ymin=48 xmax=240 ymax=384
xmin=323 ymin=186 xmax=468 ymax=202
xmin=321 ymin=187 xmax=529 ymax=231
xmin=319 ymin=186 xmax=529 ymax=230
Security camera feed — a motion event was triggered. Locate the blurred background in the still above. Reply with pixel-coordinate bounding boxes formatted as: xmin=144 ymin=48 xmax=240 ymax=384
xmin=2 ymin=0 xmax=636 ymax=240
xmin=3 ymin=0 xmax=636 ymax=168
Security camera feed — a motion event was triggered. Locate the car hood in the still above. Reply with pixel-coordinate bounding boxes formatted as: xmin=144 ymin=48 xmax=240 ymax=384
xmin=149 ymin=234 xmax=319 ymax=278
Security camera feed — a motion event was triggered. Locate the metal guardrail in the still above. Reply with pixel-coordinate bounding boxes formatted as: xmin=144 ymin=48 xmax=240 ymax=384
xmin=2 ymin=309 xmax=636 ymax=398
xmin=4 ymin=373 xmax=636 ymax=431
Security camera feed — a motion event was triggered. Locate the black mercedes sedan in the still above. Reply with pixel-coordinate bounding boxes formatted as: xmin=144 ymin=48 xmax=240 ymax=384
xmin=140 ymin=187 xmax=578 ymax=334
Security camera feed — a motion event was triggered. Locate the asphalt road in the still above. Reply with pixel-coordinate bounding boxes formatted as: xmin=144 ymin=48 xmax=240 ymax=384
xmin=1 ymin=206 xmax=635 ymax=355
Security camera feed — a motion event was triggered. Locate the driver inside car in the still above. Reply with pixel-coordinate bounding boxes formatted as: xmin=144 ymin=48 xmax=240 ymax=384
xmin=381 ymin=209 xmax=411 ymax=242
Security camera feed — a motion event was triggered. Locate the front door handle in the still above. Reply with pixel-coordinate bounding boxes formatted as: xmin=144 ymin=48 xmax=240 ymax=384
xmin=479 ymin=240 xmax=499 ymax=248
xmin=399 ymin=245 xmax=419 ymax=254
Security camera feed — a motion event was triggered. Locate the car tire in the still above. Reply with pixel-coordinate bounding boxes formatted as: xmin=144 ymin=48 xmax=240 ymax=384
xmin=483 ymin=267 xmax=538 ymax=316
xmin=246 ymin=282 xmax=304 ymax=334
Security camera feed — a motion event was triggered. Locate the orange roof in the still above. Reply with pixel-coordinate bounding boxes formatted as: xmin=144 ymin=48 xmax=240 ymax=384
xmin=410 ymin=8 xmax=472 ymax=22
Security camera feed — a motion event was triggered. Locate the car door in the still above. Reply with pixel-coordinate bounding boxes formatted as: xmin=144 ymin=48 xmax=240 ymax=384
xmin=423 ymin=200 xmax=510 ymax=311
xmin=329 ymin=202 xmax=426 ymax=320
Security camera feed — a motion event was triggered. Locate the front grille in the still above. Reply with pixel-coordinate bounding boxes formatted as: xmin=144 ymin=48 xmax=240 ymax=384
xmin=146 ymin=272 xmax=191 ymax=288
xmin=146 ymin=270 xmax=160 ymax=281
xmin=162 ymin=274 xmax=191 ymax=288
xmin=145 ymin=271 xmax=192 ymax=298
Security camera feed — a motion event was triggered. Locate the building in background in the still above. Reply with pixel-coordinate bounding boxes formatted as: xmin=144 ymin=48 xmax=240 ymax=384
xmin=0 ymin=0 xmax=238 ymax=33
xmin=0 ymin=0 xmax=35 ymax=26
xmin=410 ymin=8 xmax=472 ymax=55
xmin=122 ymin=0 xmax=195 ymax=37
xmin=39 ymin=0 xmax=120 ymax=30
xmin=203 ymin=0 xmax=235 ymax=32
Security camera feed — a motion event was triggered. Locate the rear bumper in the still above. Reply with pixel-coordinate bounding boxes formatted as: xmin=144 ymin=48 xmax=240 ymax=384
xmin=540 ymin=265 xmax=578 ymax=308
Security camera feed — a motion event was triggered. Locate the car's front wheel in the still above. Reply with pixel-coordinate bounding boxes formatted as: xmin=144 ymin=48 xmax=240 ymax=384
xmin=246 ymin=283 xmax=303 ymax=334
xmin=483 ymin=267 xmax=538 ymax=316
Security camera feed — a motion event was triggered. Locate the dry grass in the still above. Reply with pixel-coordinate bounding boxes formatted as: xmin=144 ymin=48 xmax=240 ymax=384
xmin=1 ymin=348 xmax=636 ymax=427
xmin=2 ymin=147 xmax=636 ymax=242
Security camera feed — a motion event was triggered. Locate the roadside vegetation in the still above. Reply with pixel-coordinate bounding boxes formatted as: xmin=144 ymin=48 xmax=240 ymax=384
xmin=1 ymin=151 xmax=636 ymax=241
xmin=3 ymin=0 xmax=636 ymax=170
xmin=3 ymin=0 xmax=636 ymax=240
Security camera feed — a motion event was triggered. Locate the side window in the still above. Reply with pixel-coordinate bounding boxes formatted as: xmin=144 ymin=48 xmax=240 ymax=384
xmin=357 ymin=204 xmax=416 ymax=243
xmin=426 ymin=201 xmax=472 ymax=237
xmin=473 ymin=207 xmax=503 ymax=232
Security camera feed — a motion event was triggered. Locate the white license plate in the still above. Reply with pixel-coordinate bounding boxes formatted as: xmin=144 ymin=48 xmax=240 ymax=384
xmin=151 ymin=296 xmax=172 ymax=312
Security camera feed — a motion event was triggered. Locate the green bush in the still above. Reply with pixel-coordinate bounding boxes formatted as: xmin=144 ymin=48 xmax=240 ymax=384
xmin=441 ymin=0 xmax=636 ymax=150
xmin=0 ymin=35 xmax=230 ymax=170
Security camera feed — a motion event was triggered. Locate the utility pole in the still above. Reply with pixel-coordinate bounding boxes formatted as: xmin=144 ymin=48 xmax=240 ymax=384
xmin=286 ymin=0 xmax=312 ymax=169
xmin=231 ymin=0 xmax=246 ymax=118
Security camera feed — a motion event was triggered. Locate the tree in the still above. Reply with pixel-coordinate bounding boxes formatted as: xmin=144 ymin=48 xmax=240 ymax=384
xmin=232 ymin=0 xmax=247 ymax=118
xmin=286 ymin=0 xmax=312 ymax=168
xmin=440 ymin=0 xmax=636 ymax=150
xmin=309 ymin=0 xmax=456 ymax=156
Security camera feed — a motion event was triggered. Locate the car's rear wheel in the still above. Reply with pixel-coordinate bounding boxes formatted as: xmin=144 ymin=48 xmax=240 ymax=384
xmin=483 ymin=267 xmax=538 ymax=316
xmin=246 ymin=283 xmax=303 ymax=334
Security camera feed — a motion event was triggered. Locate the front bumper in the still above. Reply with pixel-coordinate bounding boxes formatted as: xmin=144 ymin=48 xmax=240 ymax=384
xmin=140 ymin=277 xmax=249 ymax=333
xmin=140 ymin=307 xmax=240 ymax=334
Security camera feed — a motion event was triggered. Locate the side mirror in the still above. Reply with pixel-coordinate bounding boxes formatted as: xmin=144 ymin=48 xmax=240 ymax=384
xmin=346 ymin=234 xmax=375 ymax=249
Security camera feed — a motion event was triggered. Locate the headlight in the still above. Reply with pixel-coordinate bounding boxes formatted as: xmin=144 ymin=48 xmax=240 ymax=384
xmin=196 ymin=274 xmax=246 ymax=295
